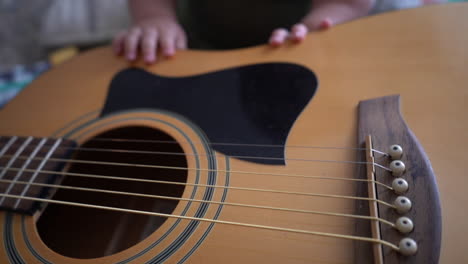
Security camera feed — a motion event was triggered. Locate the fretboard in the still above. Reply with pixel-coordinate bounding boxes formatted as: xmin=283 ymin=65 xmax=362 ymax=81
xmin=0 ymin=136 xmax=76 ymax=214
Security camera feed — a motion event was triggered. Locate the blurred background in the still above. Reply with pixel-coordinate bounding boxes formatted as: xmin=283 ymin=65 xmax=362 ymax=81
xmin=0 ymin=0 xmax=129 ymax=71
xmin=0 ymin=0 xmax=466 ymax=107
xmin=0 ymin=0 xmax=129 ymax=107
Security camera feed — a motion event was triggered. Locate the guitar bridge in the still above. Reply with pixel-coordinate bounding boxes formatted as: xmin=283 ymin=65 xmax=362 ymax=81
xmin=355 ymin=95 xmax=441 ymax=264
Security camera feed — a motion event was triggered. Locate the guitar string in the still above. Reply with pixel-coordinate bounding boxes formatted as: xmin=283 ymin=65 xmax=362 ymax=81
xmin=0 ymin=137 xmax=17 ymax=158
xmin=0 ymin=193 xmax=400 ymax=251
xmin=0 ymin=137 xmax=45 ymax=205
xmin=1 ymin=143 xmax=393 ymax=172
xmin=14 ymin=138 xmax=62 ymax=209
xmin=4 ymin=139 xmax=391 ymax=158
xmin=90 ymin=137 xmax=368 ymax=150
xmin=0 ymin=139 xmax=392 ymax=190
xmin=0 ymin=155 xmax=395 ymax=198
xmin=0 ymin=154 xmax=394 ymax=194
xmin=89 ymin=138 xmax=388 ymax=157
xmin=0 ymin=140 xmax=393 ymax=193
xmin=0 ymin=166 xmax=396 ymax=208
xmin=0 ymin=177 xmax=396 ymax=227
xmin=0 ymin=140 xmax=396 ymax=211
xmin=0 ymin=153 xmax=393 ymax=185
xmin=0 ymin=139 xmax=399 ymax=250
xmin=0 ymin=163 xmax=393 ymax=191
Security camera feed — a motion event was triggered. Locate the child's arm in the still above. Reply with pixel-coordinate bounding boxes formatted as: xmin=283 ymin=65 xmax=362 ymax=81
xmin=113 ymin=0 xmax=187 ymax=64
xmin=269 ymin=0 xmax=375 ymax=46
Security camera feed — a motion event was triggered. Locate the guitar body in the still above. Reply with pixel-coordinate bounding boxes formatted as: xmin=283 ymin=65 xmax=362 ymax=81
xmin=0 ymin=4 xmax=466 ymax=263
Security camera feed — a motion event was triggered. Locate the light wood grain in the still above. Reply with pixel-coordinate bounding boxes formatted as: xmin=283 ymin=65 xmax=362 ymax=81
xmin=0 ymin=3 xmax=467 ymax=263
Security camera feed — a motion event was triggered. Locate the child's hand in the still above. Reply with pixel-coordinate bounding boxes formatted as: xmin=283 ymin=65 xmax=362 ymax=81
xmin=113 ymin=17 xmax=187 ymax=64
xmin=269 ymin=0 xmax=374 ymax=46
xmin=268 ymin=21 xmax=331 ymax=46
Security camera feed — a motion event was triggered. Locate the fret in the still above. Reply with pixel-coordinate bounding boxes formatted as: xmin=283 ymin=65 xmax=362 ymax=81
xmin=0 ymin=138 xmax=47 ymax=205
xmin=14 ymin=138 xmax=62 ymax=209
xmin=0 ymin=136 xmax=18 ymax=162
xmin=0 ymin=136 xmax=21 ymax=210
xmin=0 ymin=137 xmax=32 ymax=180
xmin=0 ymin=136 xmax=76 ymax=214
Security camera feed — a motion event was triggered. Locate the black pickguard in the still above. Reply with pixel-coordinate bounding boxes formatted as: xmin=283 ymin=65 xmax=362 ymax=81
xmin=101 ymin=63 xmax=318 ymax=165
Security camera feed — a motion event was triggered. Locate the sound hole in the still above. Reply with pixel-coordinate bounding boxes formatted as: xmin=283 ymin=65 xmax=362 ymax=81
xmin=36 ymin=126 xmax=188 ymax=259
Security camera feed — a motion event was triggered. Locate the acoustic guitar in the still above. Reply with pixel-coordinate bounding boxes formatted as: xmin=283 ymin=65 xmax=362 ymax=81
xmin=0 ymin=3 xmax=466 ymax=264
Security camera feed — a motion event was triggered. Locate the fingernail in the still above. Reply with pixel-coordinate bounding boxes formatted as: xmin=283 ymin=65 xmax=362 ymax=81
xmin=127 ymin=53 xmax=136 ymax=61
xmin=164 ymin=49 xmax=175 ymax=58
xmin=292 ymin=33 xmax=304 ymax=43
xmin=269 ymin=40 xmax=281 ymax=47
xmin=320 ymin=19 xmax=332 ymax=30
xmin=292 ymin=37 xmax=303 ymax=44
xmin=145 ymin=55 xmax=155 ymax=64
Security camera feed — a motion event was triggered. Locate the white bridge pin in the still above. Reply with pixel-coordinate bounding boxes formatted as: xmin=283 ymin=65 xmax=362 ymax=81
xmin=394 ymin=196 xmax=412 ymax=214
xmin=389 ymin=145 xmax=403 ymax=160
xmin=392 ymin=178 xmax=409 ymax=194
xmin=395 ymin=217 xmax=414 ymax=234
xmin=399 ymin=238 xmax=418 ymax=256
xmin=390 ymin=160 xmax=406 ymax=177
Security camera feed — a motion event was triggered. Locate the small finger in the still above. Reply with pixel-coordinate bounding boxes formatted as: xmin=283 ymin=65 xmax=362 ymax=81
xmin=113 ymin=31 xmax=127 ymax=55
xmin=269 ymin=28 xmax=289 ymax=47
xmin=141 ymin=29 xmax=158 ymax=64
xmin=291 ymin=24 xmax=308 ymax=43
xmin=319 ymin=18 xmax=333 ymax=30
xmin=160 ymin=33 xmax=176 ymax=58
xmin=124 ymin=27 xmax=142 ymax=61
xmin=175 ymin=32 xmax=187 ymax=50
